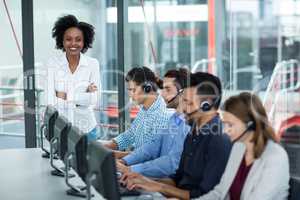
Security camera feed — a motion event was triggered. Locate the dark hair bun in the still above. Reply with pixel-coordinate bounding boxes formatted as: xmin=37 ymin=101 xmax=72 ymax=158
xmin=155 ymin=77 xmax=163 ymax=89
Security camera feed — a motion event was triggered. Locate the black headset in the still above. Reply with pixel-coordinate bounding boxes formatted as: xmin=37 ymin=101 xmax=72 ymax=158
xmin=140 ymin=67 xmax=154 ymax=94
xmin=200 ymin=100 xmax=214 ymax=112
xmin=185 ymin=96 xmax=220 ymax=118
xmin=232 ymin=120 xmax=256 ymax=143
xmin=142 ymin=82 xmax=153 ymax=93
xmin=189 ymin=80 xmax=221 ymax=115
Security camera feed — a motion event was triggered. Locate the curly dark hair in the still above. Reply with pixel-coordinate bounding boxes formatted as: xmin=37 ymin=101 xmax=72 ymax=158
xmin=52 ymin=15 xmax=95 ymax=53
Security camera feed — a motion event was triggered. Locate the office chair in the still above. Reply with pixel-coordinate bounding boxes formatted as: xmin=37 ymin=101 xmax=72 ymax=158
xmin=40 ymin=105 xmax=58 ymax=159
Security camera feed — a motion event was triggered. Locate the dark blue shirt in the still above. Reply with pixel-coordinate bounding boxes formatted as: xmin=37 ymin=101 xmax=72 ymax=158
xmin=170 ymin=115 xmax=232 ymax=198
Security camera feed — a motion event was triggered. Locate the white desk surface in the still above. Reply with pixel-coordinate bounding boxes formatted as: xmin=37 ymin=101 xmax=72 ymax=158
xmin=0 ymin=148 xmax=165 ymax=200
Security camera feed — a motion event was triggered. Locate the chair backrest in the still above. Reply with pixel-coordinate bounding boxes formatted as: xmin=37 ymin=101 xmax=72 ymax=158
xmin=53 ymin=115 xmax=71 ymax=160
xmin=283 ymin=143 xmax=300 ymax=179
xmin=43 ymin=105 xmax=59 ymax=141
xmin=289 ymin=177 xmax=300 ymax=200
xmin=281 ymin=125 xmax=300 ymax=200
xmin=281 ymin=125 xmax=300 ymax=179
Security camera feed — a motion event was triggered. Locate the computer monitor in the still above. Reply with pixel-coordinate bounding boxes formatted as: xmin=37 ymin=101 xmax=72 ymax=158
xmin=50 ymin=115 xmax=72 ymax=177
xmin=86 ymin=141 xmax=120 ymax=200
xmin=64 ymin=126 xmax=89 ymax=197
xmin=40 ymin=105 xmax=58 ymax=158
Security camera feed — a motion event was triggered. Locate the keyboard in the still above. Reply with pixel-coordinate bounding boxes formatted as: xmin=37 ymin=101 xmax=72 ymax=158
xmin=119 ymin=185 xmax=141 ymax=196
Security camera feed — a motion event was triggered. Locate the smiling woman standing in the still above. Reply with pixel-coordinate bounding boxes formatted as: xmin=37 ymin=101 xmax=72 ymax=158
xmin=45 ymin=15 xmax=100 ymax=141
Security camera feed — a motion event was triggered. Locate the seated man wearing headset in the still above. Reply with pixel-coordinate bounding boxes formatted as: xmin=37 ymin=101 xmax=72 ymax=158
xmin=121 ymin=72 xmax=232 ymax=199
xmin=116 ymin=68 xmax=191 ymax=178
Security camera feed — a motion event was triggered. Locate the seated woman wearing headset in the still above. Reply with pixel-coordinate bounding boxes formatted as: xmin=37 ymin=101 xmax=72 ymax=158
xmin=196 ymin=92 xmax=289 ymax=200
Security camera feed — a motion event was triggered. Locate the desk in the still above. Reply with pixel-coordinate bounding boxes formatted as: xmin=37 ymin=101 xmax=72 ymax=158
xmin=0 ymin=148 xmax=105 ymax=200
xmin=0 ymin=148 xmax=165 ymax=200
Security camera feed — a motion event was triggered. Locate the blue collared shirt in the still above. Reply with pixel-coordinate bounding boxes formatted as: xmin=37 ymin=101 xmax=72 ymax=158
xmin=122 ymin=112 xmax=190 ymax=178
xmin=114 ymin=95 xmax=173 ymax=150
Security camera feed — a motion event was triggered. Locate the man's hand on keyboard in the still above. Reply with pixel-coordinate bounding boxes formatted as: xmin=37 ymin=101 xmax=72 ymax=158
xmin=123 ymin=172 xmax=162 ymax=192
xmin=116 ymin=159 xmax=131 ymax=174
xmin=113 ymin=150 xmax=130 ymax=159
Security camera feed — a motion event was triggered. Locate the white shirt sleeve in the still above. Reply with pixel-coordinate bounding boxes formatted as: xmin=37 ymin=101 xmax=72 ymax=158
xmin=73 ymin=58 xmax=100 ymax=108
xmin=44 ymin=58 xmax=67 ymax=108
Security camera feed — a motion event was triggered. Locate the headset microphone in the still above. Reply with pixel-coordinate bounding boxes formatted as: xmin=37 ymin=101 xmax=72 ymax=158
xmin=232 ymin=121 xmax=255 ymax=143
xmin=167 ymin=89 xmax=183 ymax=104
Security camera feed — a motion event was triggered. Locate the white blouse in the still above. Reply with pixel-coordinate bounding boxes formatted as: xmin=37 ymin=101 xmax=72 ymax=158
xmin=45 ymin=53 xmax=100 ymax=133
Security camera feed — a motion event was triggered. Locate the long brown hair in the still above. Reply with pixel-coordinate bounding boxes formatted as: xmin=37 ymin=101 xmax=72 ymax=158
xmin=223 ymin=92 xmax=277 ymax=158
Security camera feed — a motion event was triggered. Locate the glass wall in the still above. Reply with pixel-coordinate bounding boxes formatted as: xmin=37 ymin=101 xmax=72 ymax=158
xmin=118 ymin=0 xmax=211 ymax=127
xmin=226 ymin=0 xmax=300 ymax=132
xmin=122 ymin=0 xmax=209 ymax=73
xmin=119 ymin=0 xmax=300 ymax=134
xmin=1 ymin=0 xmax=300 ymax=147
xmin=0 ymin=0 xmax=25 ymax=148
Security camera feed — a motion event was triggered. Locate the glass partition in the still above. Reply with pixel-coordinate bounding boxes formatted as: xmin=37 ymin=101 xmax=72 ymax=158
xmin=0 ymin=0 xmax=25 ymax=149
xmin=226 ymin=0 xmax=300 ymax=132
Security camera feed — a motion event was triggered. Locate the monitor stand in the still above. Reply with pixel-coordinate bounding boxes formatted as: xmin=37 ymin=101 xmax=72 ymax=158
xmin=42 ymin=151 xmax=58 ymax=159
xmin=66 ymin=186 xmax=94 ymax=198
xmin=51 ymin=168 xmax=75 ymax=178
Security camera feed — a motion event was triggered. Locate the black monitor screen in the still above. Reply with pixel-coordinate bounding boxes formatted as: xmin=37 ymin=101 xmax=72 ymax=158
xmin=53 ymin=115 xmax=71 ymax=160
xmin=87 ymin=141 xmax=120 ymax=200
xmin=67 ymin=126 xmax=88 ymax=180
xmin=44 ymin=106 xmax=58 ymax=141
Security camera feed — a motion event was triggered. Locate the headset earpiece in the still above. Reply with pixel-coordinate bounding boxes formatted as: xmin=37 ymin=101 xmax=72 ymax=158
xmin=246 ymin=121 xmax=255 ymax=131
xmin=139 ymin=66 xmax=154 ymax=94
xmin=142 ymin=82 xmax=153 ymax=93
xmin=200 ymin=101 xmax=212 ymax=112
